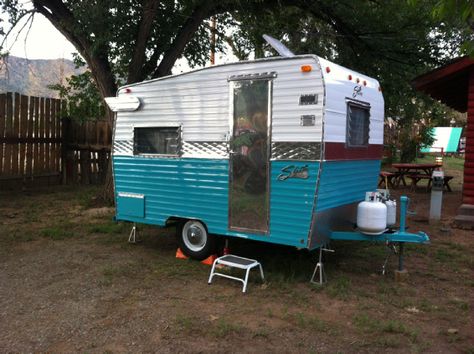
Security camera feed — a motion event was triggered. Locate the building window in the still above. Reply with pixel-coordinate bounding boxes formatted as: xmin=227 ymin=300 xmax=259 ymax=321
xmin=347 ymin=103 xmax=370 ymax=147
xmin=134 ymin=127 xmax=180 ymax=155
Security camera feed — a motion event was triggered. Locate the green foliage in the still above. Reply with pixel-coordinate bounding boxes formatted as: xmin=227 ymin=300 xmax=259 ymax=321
xmin=407 ymin=0 xmax=473 ymax=55
xmin=232 ymin=0 xmax=470 ymax=158
xmin=2 ymin=0 xmax=472 ymax=156
xmin=399 ymin=123 xmax=435 ymax=162
xmin=431 ymin=0 xmax=474 ymax=55
xmin=48 ymin=55 xmax=105 ymax=121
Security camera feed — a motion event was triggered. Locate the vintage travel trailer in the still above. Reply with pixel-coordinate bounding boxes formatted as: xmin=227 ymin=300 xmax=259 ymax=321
xmin=106 ymin=54 xmax=386 ymax=260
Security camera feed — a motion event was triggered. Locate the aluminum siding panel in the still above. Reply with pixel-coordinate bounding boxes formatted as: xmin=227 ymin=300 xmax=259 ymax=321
xmin=113 ymin=156 xmax=318 ymax=248
xmin=316 ymin=160 xmax=381 ymax=211
xmin=113 ymin=57 xmax=324 ymax=154
xmin=318 ymin=57 xmax=384 ymax=145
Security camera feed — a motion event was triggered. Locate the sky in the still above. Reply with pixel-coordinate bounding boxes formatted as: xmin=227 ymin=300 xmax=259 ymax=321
xmin=4 ymin=13 xmax=77 ymax=60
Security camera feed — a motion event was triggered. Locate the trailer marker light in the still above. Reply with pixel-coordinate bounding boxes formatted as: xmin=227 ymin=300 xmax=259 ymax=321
xmin=301 ymin=65 xmax=312 ymax=72
xmin=363 ymin=80 xmax=367 ymax=86
xmin=356 ymin=78 xmax=360 ymax=83
xmin=378 ymin=86 xmax=382 ymax=92
xmin=124 ymin=88 xmax=132 ymax=93
xmin=325 ymin=66 xmax=331 ymax=73
xmin=348 ymin=74 xmax=352 ymax=80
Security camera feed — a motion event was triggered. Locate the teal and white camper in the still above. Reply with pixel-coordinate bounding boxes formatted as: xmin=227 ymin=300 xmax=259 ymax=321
xmin=105 ymin=54 xmax=427 ymax=262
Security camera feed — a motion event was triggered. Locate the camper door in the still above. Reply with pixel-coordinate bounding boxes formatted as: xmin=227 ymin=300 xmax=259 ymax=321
xmin=228 ymin=77 xmax=272 ymax=234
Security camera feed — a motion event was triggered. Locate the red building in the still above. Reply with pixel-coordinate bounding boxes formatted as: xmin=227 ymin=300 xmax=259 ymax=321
xmin=413 ymin=56 xmax=474 ymax=228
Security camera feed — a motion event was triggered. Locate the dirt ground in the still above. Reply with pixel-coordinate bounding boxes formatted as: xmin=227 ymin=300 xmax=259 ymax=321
xmin=0 ymin=184 xmax=473 ymax=353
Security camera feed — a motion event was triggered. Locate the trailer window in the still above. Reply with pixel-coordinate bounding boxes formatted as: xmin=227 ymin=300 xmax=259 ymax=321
xmin=347 ymin=103 xmax=370 ymax=147
xmin=134 ymin=127 xmax=179 ymax=155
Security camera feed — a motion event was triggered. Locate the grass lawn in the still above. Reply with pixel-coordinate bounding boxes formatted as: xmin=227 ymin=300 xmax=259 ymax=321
xmin=415 ymin=154 xmax=465 ymax=173
xmin=0 ymin=185 xmax=473 ymax=352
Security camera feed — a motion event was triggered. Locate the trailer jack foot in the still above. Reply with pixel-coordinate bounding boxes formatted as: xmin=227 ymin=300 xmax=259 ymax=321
xmin=310 ymin=247 xmax=334 ymax=285
xmin=394 ymin=242 xmax=408 ymax=282
xmin=382 ymin=242 xmax=398 ymax=275
xmin=128 ymin=223 xmax=140 ymax=244
xmin=394 ymin=269 xmax=409 ymax=282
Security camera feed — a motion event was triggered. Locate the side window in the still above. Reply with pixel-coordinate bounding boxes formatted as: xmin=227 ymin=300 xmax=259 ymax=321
xmin=134 ymin=127 xmax=180 ymax=155
xmin=347 ymin=103 xmax=370 ymax=147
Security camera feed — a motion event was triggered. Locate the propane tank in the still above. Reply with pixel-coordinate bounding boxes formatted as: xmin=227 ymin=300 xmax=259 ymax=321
xmin=357 ymin=192 xmax=387 ymax=235
xmin=385 ymin=199 xmax=397 ymax=227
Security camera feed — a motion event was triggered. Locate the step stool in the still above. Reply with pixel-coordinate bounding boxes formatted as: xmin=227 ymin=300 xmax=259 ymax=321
xmin=208 ymin=255 xmax=264 ymax=293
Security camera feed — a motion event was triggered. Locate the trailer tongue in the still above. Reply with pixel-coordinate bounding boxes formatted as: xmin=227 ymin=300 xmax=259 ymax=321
xmin=311 ymin=195 xmax=430 ymax=284
xmin=331 ymin=196 xmax=429 ymax=244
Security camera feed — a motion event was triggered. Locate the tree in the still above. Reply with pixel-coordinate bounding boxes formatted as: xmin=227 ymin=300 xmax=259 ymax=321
xmin=431 ymin=0 xmax=474 ymax=55
xmin=1 ymin=0 xmax=472 ymax=196
xmin=230 ymin=0 xmax=471 ymax=161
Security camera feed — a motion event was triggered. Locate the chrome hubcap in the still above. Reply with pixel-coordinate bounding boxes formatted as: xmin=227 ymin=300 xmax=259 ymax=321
xmin=183 ymin=221 xmax=206 ymax=252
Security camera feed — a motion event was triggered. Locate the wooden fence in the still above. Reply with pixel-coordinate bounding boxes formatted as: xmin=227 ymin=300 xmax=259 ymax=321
xmin=0 ymin=92 xmax=111 ymax=190
xmin=0 ymin=93 xmax=62 ymax=188
xmin=63 ymin=119 xmax=111 ymax=185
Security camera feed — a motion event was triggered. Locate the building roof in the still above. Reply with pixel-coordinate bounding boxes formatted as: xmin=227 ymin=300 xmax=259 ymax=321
xmin=412 ymin=56 xmax=474 ymax=113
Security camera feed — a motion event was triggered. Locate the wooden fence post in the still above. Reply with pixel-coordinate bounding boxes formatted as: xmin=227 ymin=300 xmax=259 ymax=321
xmin=0 ymin=93 xmax=5 ymax=176
xmin=4 ymin=93 xmax=13 ymax=178
xmin=26 ymin=95 xmax=34 ymax=179
xmin=98 ymin=150 xmax=108 ymax=184
xmin=19 ymin=94 xmax=28 ymax=185
xmin=12 ymin=93 xmax=20 ymax=177
xmin=61 ymin=118 xmax=70 ymax=184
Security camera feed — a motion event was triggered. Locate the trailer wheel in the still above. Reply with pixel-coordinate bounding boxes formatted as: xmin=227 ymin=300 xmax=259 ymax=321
xmin=177 ymin=220 xmax=215 ymax=260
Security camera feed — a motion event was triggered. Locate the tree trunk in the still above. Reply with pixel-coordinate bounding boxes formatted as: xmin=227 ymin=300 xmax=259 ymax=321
xmin=97 ymin=109 xmax=115 ymax=205
xmin=99 ymin=156 xmax=115 ymax=205
xmin=33 ymin=0 xmax=118 ymax=204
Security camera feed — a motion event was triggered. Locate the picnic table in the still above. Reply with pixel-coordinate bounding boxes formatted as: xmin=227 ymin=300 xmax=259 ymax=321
xmin=392 ymin=163 xmax=438 ymax=187
xmin=390 ymin=163 xmax=452 ymax=191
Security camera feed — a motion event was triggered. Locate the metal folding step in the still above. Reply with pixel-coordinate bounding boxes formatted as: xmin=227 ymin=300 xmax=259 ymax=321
xmin=208 ymin=255 xmax=264 ymax=293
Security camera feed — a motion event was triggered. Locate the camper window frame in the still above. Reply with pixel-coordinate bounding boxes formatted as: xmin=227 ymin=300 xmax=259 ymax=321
xmin=132 ymin=125 xmax=182 ymax=157
xmin=345 ymin=100 xmax=371 ymax=148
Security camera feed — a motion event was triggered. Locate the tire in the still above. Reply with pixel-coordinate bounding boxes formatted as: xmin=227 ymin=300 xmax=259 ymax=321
xmin=176 ymin=220 xmax=215 ymax=260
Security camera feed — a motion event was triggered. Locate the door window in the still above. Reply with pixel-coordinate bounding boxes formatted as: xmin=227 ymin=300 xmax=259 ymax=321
xmin=229 ymin=79 xmax=270 ymax=233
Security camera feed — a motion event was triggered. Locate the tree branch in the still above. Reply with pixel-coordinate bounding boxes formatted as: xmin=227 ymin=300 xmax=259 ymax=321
xmin=0 ymin=10 xmax=36 ymax=53
xmin=32 ymin=0 xmax=117 ymax=101
xmin=202 ymin=21 xmax=249 ymax=60
xmin=152 ymin=1 xmax=213 ymax=78
xmin=126 ymin=0 xmax=160 ymax=84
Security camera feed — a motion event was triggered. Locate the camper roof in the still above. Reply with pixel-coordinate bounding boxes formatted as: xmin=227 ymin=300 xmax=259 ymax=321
xmin=116 ymin=55 xmax=380 ymax=94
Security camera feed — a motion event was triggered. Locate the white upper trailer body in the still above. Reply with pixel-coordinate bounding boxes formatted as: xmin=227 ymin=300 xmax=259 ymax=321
xmin=108 ymin=55 xmax=384 ymax=257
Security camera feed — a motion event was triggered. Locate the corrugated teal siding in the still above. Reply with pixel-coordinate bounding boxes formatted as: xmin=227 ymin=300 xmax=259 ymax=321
xmin=114 ymin=157 xmax=229 ymax=235
xmin=113 ymin=156 xmax=318 ymax=247
xmin=269 ymin=161 xmax=319 ymax=246
xmin=316 ymin=160 xmax=381 ymax=211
